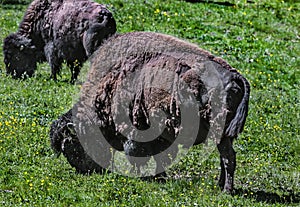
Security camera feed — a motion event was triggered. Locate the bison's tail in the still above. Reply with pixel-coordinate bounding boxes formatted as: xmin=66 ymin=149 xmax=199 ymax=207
xmin=83 ymin=13 xmax=117 ymax=57
xmin=225 ymin=73 xmax=250 ymax=138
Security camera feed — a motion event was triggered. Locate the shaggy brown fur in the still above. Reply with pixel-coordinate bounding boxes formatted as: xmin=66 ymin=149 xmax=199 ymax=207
xmin=50 ymin=32 xmax=250 ymax=192
xmin=3 ymin=0 xmax=116 ymax=82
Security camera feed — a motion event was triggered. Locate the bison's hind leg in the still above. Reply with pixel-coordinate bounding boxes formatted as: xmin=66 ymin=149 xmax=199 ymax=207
xmin=217 ymin=137 xmax=236 ymax=193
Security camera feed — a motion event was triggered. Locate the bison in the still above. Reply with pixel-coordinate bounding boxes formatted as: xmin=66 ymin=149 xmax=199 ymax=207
xmin=3 ymin=0 xmax=116 ymax=83
xmin=50 ymin=32 xmax=250 ymax=193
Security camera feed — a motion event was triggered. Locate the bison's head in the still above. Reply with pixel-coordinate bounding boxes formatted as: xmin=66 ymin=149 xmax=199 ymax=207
xmin=50 ymin=109 xmax=105 ymax=174
xmin=49 ymin=109 xmax=75 ymax=156
xmin=3 ymin=33 xmax=37 ymax=78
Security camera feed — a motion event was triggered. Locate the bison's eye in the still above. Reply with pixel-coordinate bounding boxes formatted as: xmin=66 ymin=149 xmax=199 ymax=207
xmin=20 ymin=45 xmax=24 ymax=51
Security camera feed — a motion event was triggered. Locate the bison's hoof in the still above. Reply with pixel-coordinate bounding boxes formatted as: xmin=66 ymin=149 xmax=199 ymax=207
xmin=141 ymin=172 xmax=167 ymax=183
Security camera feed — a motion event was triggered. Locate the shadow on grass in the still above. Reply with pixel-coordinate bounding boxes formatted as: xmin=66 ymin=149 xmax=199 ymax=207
xmin=185 ymin=0 xmax=235 ymax=6
xmin=234 ymin=188 xmax=300 ymax=204
xmin=185 ymin=0 xmax=256 ymax=6
xmin=166 ymin=175 xmax=299 ymax=204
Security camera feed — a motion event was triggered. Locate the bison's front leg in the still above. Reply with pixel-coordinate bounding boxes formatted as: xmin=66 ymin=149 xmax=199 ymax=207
xmin=44 ymin=42 xmax=62 ymax=80
xmin=217 ymin=137 xmax=236 ymax=193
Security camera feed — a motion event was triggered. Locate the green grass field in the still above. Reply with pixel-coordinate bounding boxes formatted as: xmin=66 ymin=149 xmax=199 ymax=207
xmin=0 ymin=0 xmax=299 ymax=206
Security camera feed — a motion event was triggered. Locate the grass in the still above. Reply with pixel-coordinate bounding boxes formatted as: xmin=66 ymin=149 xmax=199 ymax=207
xmin=0 ymin=0 xmax=299 ymax=206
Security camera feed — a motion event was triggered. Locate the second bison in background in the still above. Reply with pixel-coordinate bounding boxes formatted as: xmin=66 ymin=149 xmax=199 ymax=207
xmin=3 ymin=0 xmax=116 ymax=83
xmin=50 ymin=32 xmax=250 ymax=193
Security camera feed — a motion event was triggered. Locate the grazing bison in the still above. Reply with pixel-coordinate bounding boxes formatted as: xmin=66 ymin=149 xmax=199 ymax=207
xmin=3 ymin=0 xmax=116 ymax=83
xmin=50 ymin=32 xmax=250 ymax=192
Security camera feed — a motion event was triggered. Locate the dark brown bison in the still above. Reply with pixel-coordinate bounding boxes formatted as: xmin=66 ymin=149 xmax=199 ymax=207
xmin=50 ymin=32 xmax=250 ymax=193
xmin=3 ymin=0 xmax=116 ymax=83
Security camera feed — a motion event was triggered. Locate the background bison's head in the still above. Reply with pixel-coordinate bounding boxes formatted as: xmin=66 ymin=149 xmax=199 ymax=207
xmin=3 ymin=33 xmax=37 ymax=78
